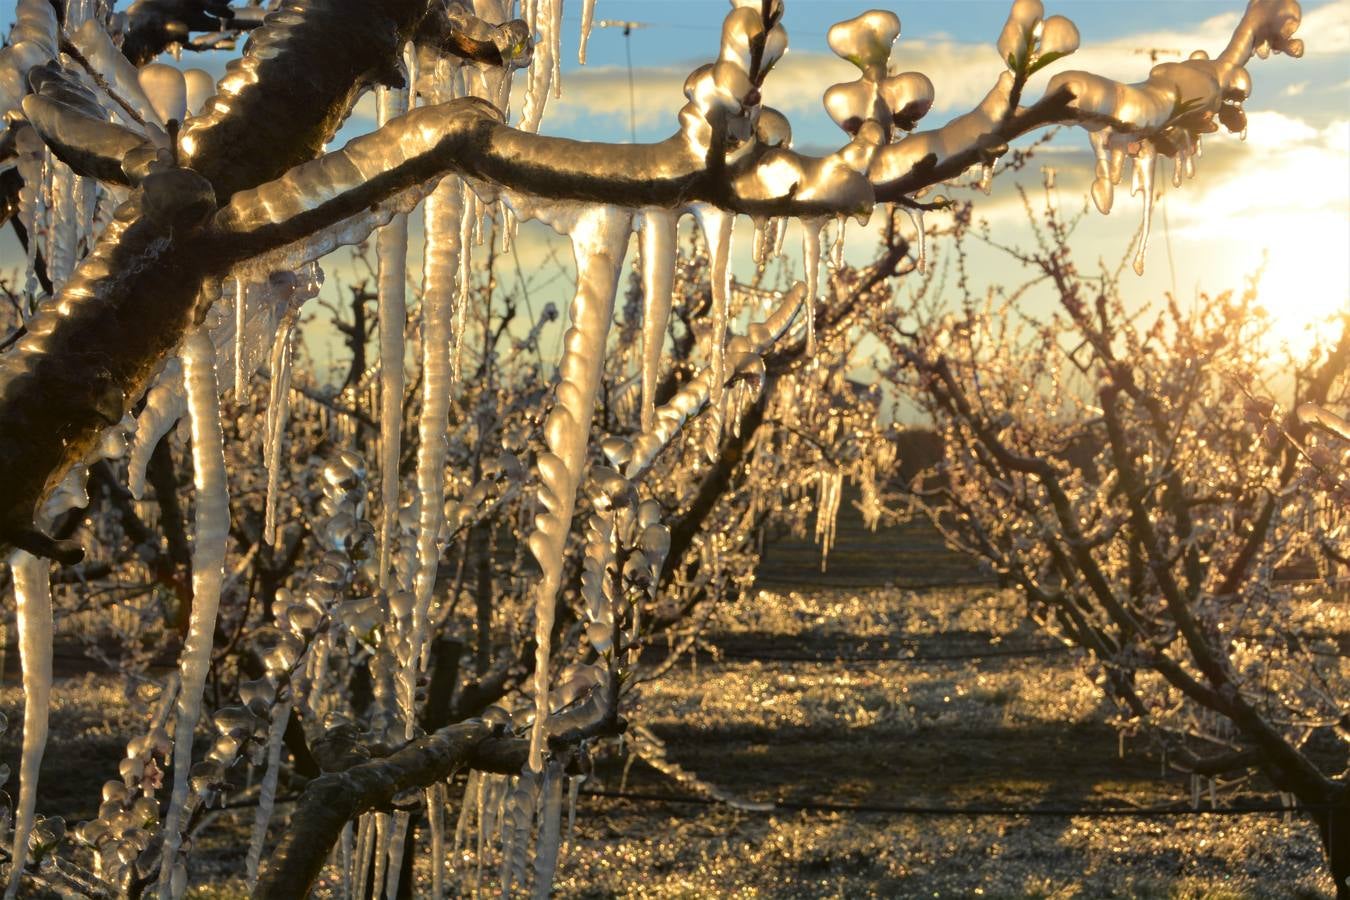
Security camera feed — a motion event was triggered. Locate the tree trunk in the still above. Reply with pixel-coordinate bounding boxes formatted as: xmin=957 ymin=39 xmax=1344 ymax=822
xmin=1313 ymin=790 xmax=1350 ymax=900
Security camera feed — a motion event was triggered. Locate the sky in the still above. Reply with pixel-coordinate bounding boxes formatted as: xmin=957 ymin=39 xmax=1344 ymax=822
xmin=1 ymin=0 xmax=1347 ymax=377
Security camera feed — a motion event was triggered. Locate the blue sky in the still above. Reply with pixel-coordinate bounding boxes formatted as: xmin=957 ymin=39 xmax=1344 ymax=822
xmin=1 ymin=0 xmax=1346 ymax=378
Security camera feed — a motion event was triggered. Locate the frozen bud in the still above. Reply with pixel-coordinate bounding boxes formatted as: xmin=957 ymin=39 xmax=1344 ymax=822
xmin=719 ymin=6 xmax=764 ymax=74
xmin=827 ymin=9 xmax=900 ymax=75
xmin=337 ymin=450 xmax=366 ymax=479
xmin=492 ymin=18 xmax=533 ymax=69
xmin=239 ymin=676 xmax=276 ymax=710
xmin=213 ymin=706 xmax=258 ymax=739
xmin=623 ymin=555 xmax=654 ymax=587
xmin=321 ymin=460 xmax=358 ymax=494
xmin=879 ymin=72 xmax=935 ymax=131
xmin=102 ymin=780 xmax=130 ymax=805
xmin=183 ymin=68 xmax=215 ymax=117
xmin=77 ymin=818 xmax=113 ymax=847
xmin=637 ymin=499 xmax=663 ymax=528
xmin=260 ymin=629 xmax=305 ymax=675
xmin=824 ymin=80 xmax=883 ymax=136
xmin=755 ymin=107 xmax=792 ymax=147
xmin=1038 ymin=15 xmax=1079 ymax=58
xmin=1224 ymin=67 xmax=1253 ymax=101
xmin=130 ymin=796 xmax=159 ymax=827
xmin=598 ymin=437 xmax=632 ymax=469
xmin=389 ymin=590 xmax=416 ymax=621
xmin=138 ymin=63 xmax=187 ymax=124
xmin=118 ymin=757 xmax=145 ymax=783
xmin=207 ymin=733 xmax=242 ymax=766
xmin=284 ymin=602 xmax=323 ymax=637
xmin=640 ymin=524 xmax=672 ymax=564
xmin=997 ymin=0 xmax=1044 ymax=67
xmin=1219 ymin=103 xmax=1246 ymax=133
xmin=481 ymin=705 xmax=512 ymax=731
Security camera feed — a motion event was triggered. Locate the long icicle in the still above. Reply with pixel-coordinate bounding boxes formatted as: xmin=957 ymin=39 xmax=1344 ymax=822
xmin=245 ymin=701 xmax=291 ymax=889
xmin=638 ymin=211 xmax=676 ymax=433
xmin=527 ymin=204 xmax=632 ymax=773
xmin=801 ymin=218 xmax=824 ymax=355
xmin=407 ymin=175 xmax=464 ymax=738
xmin=263 ymin=314 xmax=296 ymax=545
xmin=428 ymin=783 xmax=446 ymax=898
xmin=158 ymin=326 xmax=230 ymax=900
xmin=376 ymin=81 xmax=410 ymax=592
xmin=383 ymin=810 xmax=409 ymax=900
xmin=695 ymin=206 xmax=733 ymax=458
xmin=4 ymin=552 xmax=51 ymax=900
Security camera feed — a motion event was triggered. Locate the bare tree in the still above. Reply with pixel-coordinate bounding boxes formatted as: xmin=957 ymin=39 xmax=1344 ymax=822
xmin=0 ymin=0 xmax=1315 ymax=896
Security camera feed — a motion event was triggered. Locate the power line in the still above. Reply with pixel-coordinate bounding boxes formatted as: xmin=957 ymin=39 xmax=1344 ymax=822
xmin=579 ymin=788 xmax=1318 ymax=819
xmin=708 ymin=644 xmax=1074 ymax=664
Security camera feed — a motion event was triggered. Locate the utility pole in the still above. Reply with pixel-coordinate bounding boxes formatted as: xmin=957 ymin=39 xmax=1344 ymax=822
xmin=597 ymin=19 xmax=650 ymax=143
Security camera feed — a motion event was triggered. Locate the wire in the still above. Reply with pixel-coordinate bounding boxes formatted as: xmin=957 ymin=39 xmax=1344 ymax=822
xmin=710 ymin=644 xmax=1074 ymax=664
xmin=579 ymin=788 xmax=1319 ymax=819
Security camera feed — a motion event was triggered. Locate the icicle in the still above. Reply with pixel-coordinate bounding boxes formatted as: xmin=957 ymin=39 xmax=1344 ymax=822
xmin=526 ymin=204 xmax=632 ymax=773
xmin=831 ymin=217 xmax=846 ymax=270
xmin=531 ymin=760 xmax=564 ymax=898
xmin=159 ymin=326 xmax=230 ymax=900
xmin=454 ymin=770 xmax=479 ymax=856
xmin=1131 ymin=141 xmax=1157 ymax=276
xmin=428 ymin=784 xmax=446 ymax=897
xmin=4 ymin=552 xmax=51 ymax=900
xmin=694 ymin=206 xmax=733 ymax=457
xmin=47 ymin=163 xmax=78 ymax=290
xmin=638 ymin=211 xmax=676 ymax=433
xmin=978 ymin=162 xmax=995 ymax=195
xmin=383 ymin=811 xmax=409 ymax=900
xmin=128 ymin=360 xmax=186 ymax=500
xmin=233 ymin=277 xmax=248 ymax=397
xmin=406 ymin=177 xmax=464 ymax=737
xmin=578 ymin=0 xmax=597 ymax=64
xmin=453 ymin=181 xmax=475 ymax=387
xmin=801 ymin=218 xmax=824 ymax=355
xmin=353 ymin=814 xmax=375 ymax=900
xmin=1089 ymin=129 xmax=1115 ymax=215
xmin=903 ymin=206 xmax=927 ymax=274
xmin=340 ymin=822 xmax=355 ymax=900
xmin=376 ymin=81 xmax=411 ymax=592
xmin=263 ymin=315 xmax=296 ymax=545
xmin=370 ymin=813 xmax=391 ymax=899
xmin=245 ymin=702 xmax=291 ymax=889
xmin=521 ymin=0 xmax=558 ymax=131
xmin=565 ymin=774 xmax=582 ymax=859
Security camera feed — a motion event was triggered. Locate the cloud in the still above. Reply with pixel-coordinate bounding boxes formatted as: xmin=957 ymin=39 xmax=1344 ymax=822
xmin=536 ymin=4 xmax=1325 ymax=144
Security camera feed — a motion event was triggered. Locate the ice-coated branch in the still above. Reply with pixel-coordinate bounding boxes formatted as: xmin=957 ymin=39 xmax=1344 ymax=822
xmin=0 ymin=0 xmax=1303 ymax=563
xmin=251 ymin=716 xmax=612 ymax=900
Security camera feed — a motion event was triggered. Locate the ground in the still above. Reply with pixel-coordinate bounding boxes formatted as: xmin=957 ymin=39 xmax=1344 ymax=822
xmin=0 ymin=517 xmax=1339 ymax=898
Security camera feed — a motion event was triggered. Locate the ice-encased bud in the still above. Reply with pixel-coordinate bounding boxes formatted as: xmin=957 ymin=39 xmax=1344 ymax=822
xmin=879 ymin=72 xmax=935 ymax=131
xmin=238 ymin=676 xmax=276 ymax=710
xmin=755 ymin=107 xmax=791 ymax=147
xmin=481 ymin=705 xmax=512 ymax=731
xmin=719 ymin=7 xmax=764 ymax=74
xmin=138 ymin=63 xmax=187 ymax=124
xmin=1039 ymin=15 xmax=1079 ymax=58
xmin=824 ymin=80 xmax=883 ymax=136
xmin=998 ymin=0 xmax=1044 ymax=67
xmin=183 ymin=69 xmax=214 ymax=118
xmin=827 ymin=9 xmax=900 ymax=75
xmin=213 ymin=706 xmax=259 ymax=740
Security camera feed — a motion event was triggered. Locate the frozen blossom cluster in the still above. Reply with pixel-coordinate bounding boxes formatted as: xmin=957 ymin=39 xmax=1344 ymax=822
xmin=0 ymin=0 xmax=1316 ymax=896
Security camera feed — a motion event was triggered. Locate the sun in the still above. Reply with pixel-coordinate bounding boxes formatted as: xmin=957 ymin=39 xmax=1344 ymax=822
xmin=1247 ymin=218 xmax=1350 ymax=359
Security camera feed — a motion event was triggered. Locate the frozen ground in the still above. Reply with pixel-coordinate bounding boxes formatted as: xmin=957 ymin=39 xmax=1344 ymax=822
xmin=1 ymin=582 xmax=1334 ymax=898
